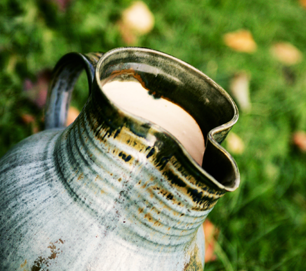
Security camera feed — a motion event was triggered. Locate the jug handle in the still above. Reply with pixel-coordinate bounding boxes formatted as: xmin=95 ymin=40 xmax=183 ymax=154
xmin=45 ymin=52 xmax=103 ymax=129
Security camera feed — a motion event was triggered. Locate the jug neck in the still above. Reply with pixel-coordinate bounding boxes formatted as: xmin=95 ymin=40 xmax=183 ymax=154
xmin=54 ymin=94 xmax=224 ymax=251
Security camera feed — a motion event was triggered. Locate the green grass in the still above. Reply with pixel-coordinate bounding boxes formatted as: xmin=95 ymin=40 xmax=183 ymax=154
xmin=1 ymin=0 xmax=306 ymax=270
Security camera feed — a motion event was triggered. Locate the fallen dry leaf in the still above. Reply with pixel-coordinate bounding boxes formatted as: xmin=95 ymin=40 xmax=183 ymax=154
xmin=270 ymin=42 xmax=303 ymax=65
xmin=66 ymin=106 xmax=80 ymax=126
xmin=293 ymin=131 xmax=306 ymax=152
xmin=226 ymin=132 xmax=245 ymax=155
xmin=119 ymin=1 xmax=154 ymax=45
xmin=122 ymin=1 xmax=154 ymax=35
xmin=299 ymin=0 xmax=306 ymax=8
xmin=223 ymin=30 xmax=257 ymax=53
xmin=21 ymin=114 xmax=36 ymax=124
xmin=203 ymin=220 xmax=219 ymax=263
xmin=230 ymin=71 xmax=251 ymax=112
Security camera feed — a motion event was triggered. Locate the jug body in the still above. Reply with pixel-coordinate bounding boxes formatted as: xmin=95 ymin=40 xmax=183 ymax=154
xmin=0 ymin=48 xmax=239 ymax=270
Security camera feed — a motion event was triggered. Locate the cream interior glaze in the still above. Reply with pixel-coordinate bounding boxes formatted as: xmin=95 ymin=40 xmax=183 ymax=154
xmin=102 ymin=80 xmax=205 ymax=165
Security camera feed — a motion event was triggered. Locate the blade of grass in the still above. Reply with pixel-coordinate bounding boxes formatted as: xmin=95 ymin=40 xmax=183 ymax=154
xmin=214 ymin=241 xmax=235 ymax=271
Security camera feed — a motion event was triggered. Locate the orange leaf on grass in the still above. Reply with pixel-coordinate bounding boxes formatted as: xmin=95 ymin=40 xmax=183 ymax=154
xmin=226 ymin=132 xmax=245 ymax=155
xmin=229 ymin=71 xmax=251 ymax=113
xmin=203 ymin=220 xmax=219 ymax=263
xmin=119 ymin=1 xmax=154 ymax=45
xmin=299 ymin=0 xmax=306 ymax=9
xmin=270 ymin=42 xmax=303 ymax=65
xmin=293 ymin=131 xmax=306 ymax=152
xmin=223 ymin=30 xmax=257 ymax=53
xmin=21 ymin=114 xmax=36 ymax=124
xmin=66 ymin=106 xmax=80 ymax=126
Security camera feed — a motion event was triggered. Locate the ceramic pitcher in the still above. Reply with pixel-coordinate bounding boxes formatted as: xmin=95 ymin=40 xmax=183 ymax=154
xmin=0 ymin=47 xmax=240 ymax=271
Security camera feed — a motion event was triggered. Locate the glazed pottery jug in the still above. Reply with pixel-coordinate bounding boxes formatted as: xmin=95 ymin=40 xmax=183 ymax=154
xmin=0 ymin=48 xmax=240 ymax=271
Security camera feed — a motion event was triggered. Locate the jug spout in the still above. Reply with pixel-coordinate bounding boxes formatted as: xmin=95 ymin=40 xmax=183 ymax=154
xmin=95 ymin=48 xmax=240 ymax=191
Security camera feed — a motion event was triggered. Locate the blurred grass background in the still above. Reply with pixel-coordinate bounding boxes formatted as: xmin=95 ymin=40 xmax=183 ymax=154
xmin=1 ymin=0 xmax=306 ymax=270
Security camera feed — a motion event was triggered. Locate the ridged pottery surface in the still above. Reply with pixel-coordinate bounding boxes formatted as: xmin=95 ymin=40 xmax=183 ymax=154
xmin=0 ymin=48 xmax=240 ymax=271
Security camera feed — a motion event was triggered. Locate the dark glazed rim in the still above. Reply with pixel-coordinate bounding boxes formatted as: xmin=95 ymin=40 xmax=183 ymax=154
xmin=95 ymin=47 xmax=240 ymax=192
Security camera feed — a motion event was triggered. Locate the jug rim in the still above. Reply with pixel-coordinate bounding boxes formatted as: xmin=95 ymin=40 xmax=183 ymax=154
xmin=95 ymin=47 xmax=240 ymax=192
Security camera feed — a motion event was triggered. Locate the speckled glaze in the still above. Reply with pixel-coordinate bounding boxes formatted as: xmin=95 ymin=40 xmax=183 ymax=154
xmin=0 ymin=48 xmax=239 ymax=271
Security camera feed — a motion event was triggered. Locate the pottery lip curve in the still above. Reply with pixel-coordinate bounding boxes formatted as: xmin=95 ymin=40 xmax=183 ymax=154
xmin=93 ymin=47 xmax=240 ymax=192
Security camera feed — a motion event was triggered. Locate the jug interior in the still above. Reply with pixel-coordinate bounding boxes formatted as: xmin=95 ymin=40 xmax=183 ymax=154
xmin=102 ymin=78 xmax=205 ymax=165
